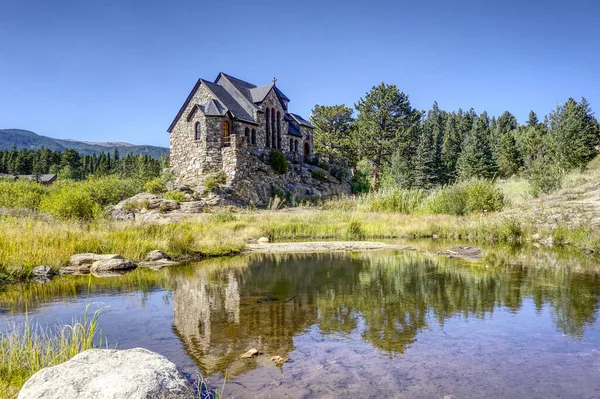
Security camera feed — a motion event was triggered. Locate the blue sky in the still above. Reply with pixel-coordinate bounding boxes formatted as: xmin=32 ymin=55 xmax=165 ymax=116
xmin=1 ymin=0 xmax=598 ymax=147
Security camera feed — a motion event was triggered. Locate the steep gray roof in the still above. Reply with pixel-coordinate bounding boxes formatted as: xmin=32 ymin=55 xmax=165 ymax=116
xmin=288 ymin=122 xmax=302 ymax=137
xmin=200 ymin=79 xmax=256 ymax=123
xmin=289 ymin=113 xmax=314 ymax=128
xmin=168 ymin=73 xmax=295 ymax=133
xmin=201 ymin=99 xmax=226 ymax=116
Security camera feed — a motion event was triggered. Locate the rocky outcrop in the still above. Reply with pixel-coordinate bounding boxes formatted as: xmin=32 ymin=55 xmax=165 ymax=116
xmin=17 ymin=348 xmax=194 ymax=399
xmin=437 ymin=246 xmax=484 ymax=261
xmin=90 ymin=258 xmax=137 ymax=273
xmin=147 ymin=250 xmax=170 ymax=261
xmin=109 ymin=193 xmax=204 ymax=222
xmin=61 ymin=254 xmax=124 ymax=274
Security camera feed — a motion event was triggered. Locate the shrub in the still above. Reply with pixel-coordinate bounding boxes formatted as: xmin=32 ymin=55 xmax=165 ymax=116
xmin=0 ymin=179 xmax=48 ymax=210
xmin=351 ymin=171 xmax=371 ymax=194
xmin=210 ymin=212 xmax=236 ymax=223
xmin=357 ymin=187 xmax=427 ymax=214
xmin=122 ymin=199 xmax=151 ymax=213
xmin=82 ymin=176 xmax=139 ymax=206
xmin=421 ymin=179 xmax=505 ymax=215
xmin=163 ymin=191 xmax=186 ymax=203
xmin=204 ymin=172 xmax=226 ymax=192
xmin=144 ymin=177 xmax=166 ymax=194
xmin=528 ymin=159 xmax=562 ymax=197
xmin=421 ymin=184 xmax=467 ymax=215
xmin=311 ymin=169 xmax=328 ymax=182
xmin=269 ymin=150 xmax=288 ymax=175
xmin=39 ymin=186 xmax=101 ymax=220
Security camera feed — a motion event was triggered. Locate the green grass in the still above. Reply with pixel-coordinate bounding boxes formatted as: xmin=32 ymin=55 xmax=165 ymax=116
xmin=0 ymin=304 xmax=105 ymax=398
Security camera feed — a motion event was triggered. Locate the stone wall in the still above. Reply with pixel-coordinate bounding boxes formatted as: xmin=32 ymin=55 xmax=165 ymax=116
xmin=169 ymin=81 xmax=342 ymax=205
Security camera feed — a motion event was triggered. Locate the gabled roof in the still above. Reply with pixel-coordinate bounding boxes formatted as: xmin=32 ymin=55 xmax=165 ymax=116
xmin=288 ymin=113 xmax=314 ymax=128
xmin=202 ymin=98 xmax=227 ymax=116
xmin=200 ymin=79 xmax=255 ymax=123
xmin=168 ymin=73 xmax=297 ymax=133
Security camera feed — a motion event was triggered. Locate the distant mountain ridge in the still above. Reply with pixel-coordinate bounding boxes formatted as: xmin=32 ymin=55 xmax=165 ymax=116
xmin=0 ymin=129 xmax=169 ymax=158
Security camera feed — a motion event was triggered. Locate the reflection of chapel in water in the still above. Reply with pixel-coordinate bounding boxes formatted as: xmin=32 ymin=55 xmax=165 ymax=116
xmin=171 ymin=251 xmax=600 ymax=377
xmin=172 ymin=257 xmax=319 ymax=376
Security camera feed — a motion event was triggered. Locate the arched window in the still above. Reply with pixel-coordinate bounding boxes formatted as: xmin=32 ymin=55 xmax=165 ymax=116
xmin=222 ymin=121 xmax=231 ymax=147
xmin=244 ymin=127 xmax=249 ymax=144
xmin=294 ymin=140 xmax=298 ymax=153
xmin=271 ymin=108 xmax=276 ymax=148
xmin=265 ymin=108 xmax=270 ymax=147
xmin=289 ymin=138 xmax=293 ymax=152
xmin=251 ymin=129 xmax=256 ymax=145
xmin=304 ymin=142 xmax=310 ymax=158
xmin=194 ymin=122 xmax=201 ymax=141
xmin=277 ymin=111 xmax=281 ymax=149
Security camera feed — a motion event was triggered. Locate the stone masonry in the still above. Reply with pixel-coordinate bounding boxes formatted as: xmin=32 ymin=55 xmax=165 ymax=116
xmin=167 ymin=73 xmax=349 ymax=205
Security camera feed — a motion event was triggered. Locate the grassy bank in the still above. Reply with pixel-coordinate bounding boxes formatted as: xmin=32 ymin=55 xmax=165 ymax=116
xmin=2 ymin=206 xmax=599 ymax=281
xmin=0 ymin=306 xmax=103 ymax=398
xmin=2 ymin=168 xmax=600 ymax=281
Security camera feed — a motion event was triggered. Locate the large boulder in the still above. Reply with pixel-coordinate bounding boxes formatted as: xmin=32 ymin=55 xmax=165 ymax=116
xmin=90 ymin=258 xmax=137 ymax=273
xmin=61 ymin=254 xmax=124 ymax=274
xmin=18 ymin=348 xmax=194 ymax=399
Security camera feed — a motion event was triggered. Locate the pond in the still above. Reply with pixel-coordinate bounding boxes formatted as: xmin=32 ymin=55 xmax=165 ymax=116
xmin=2 ymin=248 xmax=600 ymax=398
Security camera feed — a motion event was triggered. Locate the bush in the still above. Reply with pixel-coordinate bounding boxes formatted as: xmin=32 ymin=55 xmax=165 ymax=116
xmin=144 ymin=177 xmax=166 ymax=194
xmin=39 ymin=186 xmax=101 ymax=220
xmin=421 ymin=179 xmax=505 ymax=215
xmin=204 ymin=172 xmax=226 ymax=191
xmin=82 ymin=176 xmax=139 ymax=206
xmin=351 ymin=170 xmax=371 ymax=194
xmin=528 ymin=159 xmax=562 ymax=197
xmin=357 ymin=187 xmax=427 ymax=213
xmin=0 ymin=179 xmax=48 ymax=210
xmin=311 ymin=169 xmax=328 ymax=182
xmin=269 ymin=150 xmax=288 ymax=175
xmin=163 ymin=191 xmax=186 ymax=203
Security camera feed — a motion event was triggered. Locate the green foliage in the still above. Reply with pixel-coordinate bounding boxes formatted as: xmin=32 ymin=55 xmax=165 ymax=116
xmin=122 ymin=199 xmax=151 ymax=213
xmin=210 ymin=212 xmax=236 ymax=223
xmin=268 ymin=150 xmax=288 ymax=175
xmin=163 ymin=191 xmax=186 ymax=203
xmin=422 ymin=179 xmax=505 ymax=215
xmin=311 ymin=104 xmax=357 ymax=166
xmin=457 ymin=112 xmax=497 ymax=180
xmin=547 ymin=97 xmax=600 ymax=171
xmin=0 ymin=176 xmax=140 ymax=220
xmin=311 ymin=169 xmax=328 ymax=182
xmin=0 ymin=305 xmax=105 ymax=397
xmin=0 ymin=179 xmax=48 ymax=210
xmin=528 ymin=158 xmax=563 ymax=197
xmin=355 ymin=82 xmax=419 ymax=189
xmin=144 ymin=177 xmax=166 ymax=194
xmin=39 ymin=186 xmax=101 ymax=220
xmin=345 ymin=220 xmax=364 ymax=239
xmin=203 ymin=172 xmax=227 ymax=191
xmin=357 ymin=187 xmax=427 ymax=214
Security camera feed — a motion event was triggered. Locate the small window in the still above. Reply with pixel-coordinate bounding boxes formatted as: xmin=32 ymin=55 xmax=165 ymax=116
xmin=223 ymin=121 xmax=231 ymax=147
xmin=251 ymin=129 xmax=256 ymax=145
xmin=244 ymin=127 xmax=250 ymax=144
xmin=294 ymin=140 xmax=298 ymax=153
xmin=266 ymin=109 xmax=270 ymax=147
xmin=194 ymin=122 xmax=201 ymax=141
xmin=289 ymin=138 xmax=293 ymax=152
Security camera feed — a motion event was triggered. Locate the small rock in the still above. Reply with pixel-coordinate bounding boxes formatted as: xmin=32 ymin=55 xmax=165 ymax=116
xmin=32 ymin=265 xmax=55 ymax=277
xmin=17 ymin=348 xmax=194 ymax=399
xmin=270 ymin=355 xmax=289 ymax=364
xmin=146 ymin=250 xmax=170 ymax=261
xmin=257 ymin=237 xmax=270 ymax=244
xmin=240 ymin=348 xmax=259 ymax=359
xmin=90 ymin=258 xmax=137 ymax=273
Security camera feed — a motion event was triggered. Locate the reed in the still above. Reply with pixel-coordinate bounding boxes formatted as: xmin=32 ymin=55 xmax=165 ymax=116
xmin=0 ymin=304 xmax=105 ymax=398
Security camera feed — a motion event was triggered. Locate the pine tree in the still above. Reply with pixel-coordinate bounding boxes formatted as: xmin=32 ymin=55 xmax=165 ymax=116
xmin=457 ymin=112 xmax=497 ymax=179
xmin=498 ymin=130 xmax=522 ymax=177
xmin=441 ymin=113 xmax=464 ymax=183
xmin=527 ymin=110 xmax=539 ymax=127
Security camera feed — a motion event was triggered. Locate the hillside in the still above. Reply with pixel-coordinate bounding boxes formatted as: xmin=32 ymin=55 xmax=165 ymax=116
xmin=0 ymin=129 xmax=169 ymax=158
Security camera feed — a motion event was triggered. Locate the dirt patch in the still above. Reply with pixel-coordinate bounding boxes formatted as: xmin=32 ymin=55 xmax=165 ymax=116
xmin=244 ymin=241 xmax=415 ymax=254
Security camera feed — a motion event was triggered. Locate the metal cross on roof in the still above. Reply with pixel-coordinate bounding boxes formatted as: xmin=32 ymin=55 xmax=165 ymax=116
xmin=272 ymin=77 xmax=277 ymax=85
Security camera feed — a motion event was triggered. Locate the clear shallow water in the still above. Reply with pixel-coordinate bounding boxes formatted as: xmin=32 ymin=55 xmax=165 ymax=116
xmin=2 ymin=250 xmax=600 ymax=398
